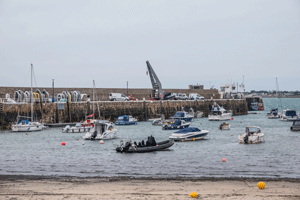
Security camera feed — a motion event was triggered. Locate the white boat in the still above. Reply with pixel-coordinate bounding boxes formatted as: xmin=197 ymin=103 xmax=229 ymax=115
xmin=208 ymin=103 xmax=232 ymax=121
xmin=281 ymin=109 xmax=298 ymax=121
xmin=238 ymin=126 xmax=265 ymax=144
xmin=170 ymin=111 xmax=193 ymax=122
xmin=115 ymin=115 xmax=137 ymax=125
xmin=169 ymin=127 xmax=209 ymax=141
xmin=83 ymin=120 xmax=117 ymax=140
xmin=12 ymin=64 xmax=44 ymax=132
xmin=267 ymin=108 xmax=280 ymax=119
xmin=12 ymin=116 xmax=43 ymax=132
xmin=218 ymin=122 xmax=230 ymax=130
xmin=62 ymin=123 xmax=94 ymax=133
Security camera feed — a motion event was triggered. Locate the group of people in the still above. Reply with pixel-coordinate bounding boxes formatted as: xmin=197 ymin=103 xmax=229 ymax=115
xmin=133 ymin=135 xmax=157 ymax=147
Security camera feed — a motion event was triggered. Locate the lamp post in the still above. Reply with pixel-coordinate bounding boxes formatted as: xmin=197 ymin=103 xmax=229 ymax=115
xmin=52 ymin=79 xmax=54 ymax=102
xmin=127 ymin=81 xmax=128 ymax=97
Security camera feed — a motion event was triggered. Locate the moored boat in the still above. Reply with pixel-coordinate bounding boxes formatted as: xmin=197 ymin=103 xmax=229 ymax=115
xmin=12 ymin=117 xmax=43 ymax=132
xmin=169 ymin=127 xmax=209 ymax=141
xmin=116 ymin=136 xmax=174 ymax=153
xmin=281 ymin=109 xmax=298 ymax=121
xmin=162 ymin=119 xmax=190 ymax=130
xmin=238 ymin=126 xmax=265 ymax=144
xmin=267 ymin=108 xmax=280 ymax=119
xmin=115 ymin=115 xmax=137 ymax=125
xmin=218 ymin=122 xmax=230 ymax=130
xmin=208 ymin=103 xmax=232 ymax=121
xmin=170 ymin=111 xmax=193 ymax=122
xmin=83 ymin=120 xmax=117 ymax=140
xmin=290 ymin=119 xmax=300 ymax=131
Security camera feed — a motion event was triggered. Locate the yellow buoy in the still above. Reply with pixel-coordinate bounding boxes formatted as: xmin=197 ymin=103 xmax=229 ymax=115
xmin=189 ymin=192 xmax=198 ymax=198
xmin=257 ymin=182 xmax=265 ymax=189
xmin=193 ymin=138 xmax=195 ymax=141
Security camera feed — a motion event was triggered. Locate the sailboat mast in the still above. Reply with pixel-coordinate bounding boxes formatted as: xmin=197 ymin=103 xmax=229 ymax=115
xmin=93 ymin=80 xmax=95 ymax=119
xmin=31 ymin=63 xmax=33 ymax=122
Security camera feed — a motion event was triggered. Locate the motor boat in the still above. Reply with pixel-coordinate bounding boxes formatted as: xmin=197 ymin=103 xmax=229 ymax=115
xmin=170 ymin=111 xmax=193 ymax=122
xmin=291 ymin=120 xmax=300 ymax=131
xmin=238 ymin=126 xmax=265 ymax=144
xmin=208 ymin=103 xmax=232 ymax=121
xmin=152 ymin=118 xmax=166 ymax=126
xmin=83 ymin=120 xmax=117 ymax=140
xmin=218 ymin=122 xmax=230 ymax=130
xmin=169 ymin=127 xmax=209 ymax=142
xmin=62 ymin=123 xmax=94 ymax=133
xmin=281 ymin=109 xmax=298 ymax=121
xmin=267 ymin=108 xmax=280 ymax=119
xmin=162 ymin=119 xmax=190 ymax=130
xmin=115 ymin=115 xmax=137 ymax=125
xmin=116 ymin=136 xmax=174 ymax=153
xmin=12 ymin=117 xmax=43 ymax=132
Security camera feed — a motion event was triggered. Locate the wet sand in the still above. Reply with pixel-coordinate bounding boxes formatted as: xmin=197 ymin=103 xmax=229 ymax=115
xmin=0 ymin=176 xmax=300 ymax=199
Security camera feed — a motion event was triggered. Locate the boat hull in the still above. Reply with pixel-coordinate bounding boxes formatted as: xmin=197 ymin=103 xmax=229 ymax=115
xmin=169 ymin=131 xmax=209 ymax=141
xmin=170 ymin=117 xmax=193 ymax=122
xmin=208 ymin=114 xmax=232 ymax=121
xmin=116 ymin=140 xmax=174 ymax=153
xmin=62 ymin=127 xmax=93 ymax=133
xmin=83 ymin=130 xmax=117 ymax=140
xmin=12 ymin=124 xmax=43 ymax=132
xmin=115 ymin=121 xmax=137 ymax=125
xmin=238 ymin=133 xmax=265 ymax=144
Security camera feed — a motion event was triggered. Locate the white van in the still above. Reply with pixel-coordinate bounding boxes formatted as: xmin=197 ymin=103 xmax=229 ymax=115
xmin=189 ymin=93 xmax=204 ymax=100
xmin=109 ymin=93 xmax=129 ymax=101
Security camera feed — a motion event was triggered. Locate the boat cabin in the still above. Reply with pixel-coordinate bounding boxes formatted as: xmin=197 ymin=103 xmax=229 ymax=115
xmin=93 ymin=120 xmax=111 ymax=134
xmin=284 ymin=110 xmax=297 ymax=117
xmin=17 ymin=119 xmax=29 ymax=125
xmin=245 ymin=126 xmax=261 ymax=135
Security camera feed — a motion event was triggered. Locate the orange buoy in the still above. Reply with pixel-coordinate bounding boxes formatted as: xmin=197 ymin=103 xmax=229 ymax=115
xmin=231 ymin=117 xmax=233 ymax=120
xmin=76 ymin=138 xmax=79 ymax=140
xmin=222 ymin=158 xmax=226 ymax=162
xmin=61 ymin=142 xmax=65 ymax=145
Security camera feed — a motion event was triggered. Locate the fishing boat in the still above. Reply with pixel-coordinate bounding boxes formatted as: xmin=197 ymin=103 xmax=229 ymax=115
xmin=12 ymin=64 xmax=44 ymax=132
xmin=218 ymin=122 xmax=230 ymax=130
xmin=115 ymin=115 xmax=137 ymax=125
xmin=170 ymin=111 xmax=193 ymax=122
xmin=83 ymin=120 xmax=117 ymax=140
xmin=169 ymin=127 xmax=209 ymax=141
xmin=290 ymin=119 xmax=300 ymax=131
xmin=238 ymin=126 xmax=265 ymax=144
xmin=162 ymin=119 xmax=190 ymax=130
xmin=208 ymin=103 xmax=232 ymax=121
xmin=281 ymin=109 xmax=298 ymax=121
xmin=116 ymin=136 xmax=174 ymax=153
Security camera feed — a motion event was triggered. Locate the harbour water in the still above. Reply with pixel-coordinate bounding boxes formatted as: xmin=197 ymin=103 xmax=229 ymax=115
xmin=0 ymin=98 xmax=299 ymax=178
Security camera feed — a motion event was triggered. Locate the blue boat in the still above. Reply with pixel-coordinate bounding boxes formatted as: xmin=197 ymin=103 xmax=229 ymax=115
xmin=115 ymin=115 xmax=137 ymax=125
xmin=162 ymin=119 xmax=190 ymax=130
xmin=169 ymin=127 xmax=209 ymax=141
xmin=170 ymin=111 xmax=193 ymax=122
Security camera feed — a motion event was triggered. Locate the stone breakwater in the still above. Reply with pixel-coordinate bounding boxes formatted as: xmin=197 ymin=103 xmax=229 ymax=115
xmin=0 ymin=99 xmax=248 ymax=130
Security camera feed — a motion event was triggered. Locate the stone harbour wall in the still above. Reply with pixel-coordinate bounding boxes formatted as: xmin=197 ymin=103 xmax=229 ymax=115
xmin=0 ymin=99 xmax=248 ymax=130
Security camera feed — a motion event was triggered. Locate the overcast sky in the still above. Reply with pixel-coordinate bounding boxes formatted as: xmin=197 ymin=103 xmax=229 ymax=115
xmin=0 ymin=0 xmax=299 ymax=91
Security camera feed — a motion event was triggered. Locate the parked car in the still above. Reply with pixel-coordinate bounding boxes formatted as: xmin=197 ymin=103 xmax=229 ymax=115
xmin=174 ymin=93 xmax=188 ymax=100
xmin=189 ymin=93 xmax=204 ymax=100
xmin=109 ymin=93 xmax=129 ymax=101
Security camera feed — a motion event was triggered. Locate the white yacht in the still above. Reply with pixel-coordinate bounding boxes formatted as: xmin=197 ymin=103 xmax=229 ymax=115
xmin=169 ymin=127 xmax=209 ymax=142
xmin=208 ymin=103 xmax=232 ymax=121
xmin=12 ymin=116 xmax=43 ymax=132
xmin=281 ymin=109 xmax=298 ymax=121
xmin=12 ymin=64 xmax=44 ymax=132
xmin=83 ymin=120 xmax=117 ymax=140
xmin=238 ymin=126 xmax=265 ymax=144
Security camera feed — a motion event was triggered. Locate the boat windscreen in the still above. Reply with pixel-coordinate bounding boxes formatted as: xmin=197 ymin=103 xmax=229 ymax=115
xmin=286 ymin=110 xmax=297 ymax=117
xmin=173 ymin=112 xmax=184 ymax=117
xmin=117 ymin=116 xmax=124 ymax=120
xmin=246 ymin=127 xmax=260 ymax=133
xmin=293 ymin=120 xmax=300 ymax=126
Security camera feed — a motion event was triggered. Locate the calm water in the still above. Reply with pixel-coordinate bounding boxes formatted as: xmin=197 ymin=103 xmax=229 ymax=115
xmin=1 ymin=98 xmax=300 ymax=178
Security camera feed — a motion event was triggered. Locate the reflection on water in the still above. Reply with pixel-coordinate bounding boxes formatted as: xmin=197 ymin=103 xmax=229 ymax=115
xmin=0 ymin=98 xmax=300 ymax=178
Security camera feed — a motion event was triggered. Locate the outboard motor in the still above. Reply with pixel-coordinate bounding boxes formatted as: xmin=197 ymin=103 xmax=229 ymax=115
xmin=91 ymin=131 xmax=97 ymax=140
xmin=244 ymin=135 xmax=249 ymax=144
xmin=62 ymin=125 xmax=70 ymax=133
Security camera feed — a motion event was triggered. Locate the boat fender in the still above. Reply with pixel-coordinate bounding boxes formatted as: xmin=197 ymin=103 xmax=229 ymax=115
xmin=244 ymin=135 xmax=248 ymax=144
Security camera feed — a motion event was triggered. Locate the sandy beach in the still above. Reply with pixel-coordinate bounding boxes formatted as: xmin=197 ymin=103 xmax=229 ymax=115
xmin=0 ymin=176 xmax=299 ymax=200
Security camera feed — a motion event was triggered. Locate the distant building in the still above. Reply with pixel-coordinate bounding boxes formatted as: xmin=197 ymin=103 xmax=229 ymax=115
xmin=219 ymin=83 xmax=236 ymax=99
xmin=189 ymin=84 xmax=204 ymax=90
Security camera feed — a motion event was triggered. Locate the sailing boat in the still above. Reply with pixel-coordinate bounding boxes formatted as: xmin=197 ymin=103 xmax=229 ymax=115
xmin=12 ymin=64 xmax=43 ymax=132
xmin=267 ymin=78 xmax=280 ymax=119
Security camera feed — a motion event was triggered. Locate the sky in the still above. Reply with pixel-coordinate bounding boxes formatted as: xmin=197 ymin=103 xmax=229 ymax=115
xmin=0 ymin=0 xmax=299 ymax=91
